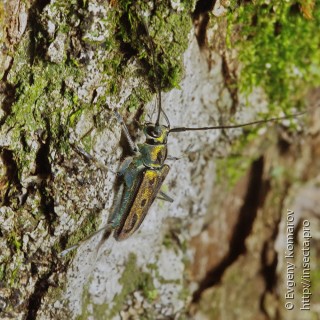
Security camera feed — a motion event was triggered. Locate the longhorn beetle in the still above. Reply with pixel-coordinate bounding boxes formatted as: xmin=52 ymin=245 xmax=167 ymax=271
xmin=59 ymin=10 xmax=305 ymax=257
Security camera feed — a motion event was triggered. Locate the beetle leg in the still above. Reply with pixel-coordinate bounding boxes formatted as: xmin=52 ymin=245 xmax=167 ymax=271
xmin=109 ymin=183 xmax=124 ymax=217
xmin=157 ymin=190 xmax=174 ymax=203
xmin=166 ymin=155 xmax=181 ymax=161
xmin=114 ymin=110 xmax=139 ymax=154
xmin=71 ymin=144 xmax=115 ymax=173
xmin=166 ymin=145 xmax=193 ymax=161
xmin=117 ymin=157 xmax=134 ymax=175
xmin=59 ymin=223 xmax=114 ymax=257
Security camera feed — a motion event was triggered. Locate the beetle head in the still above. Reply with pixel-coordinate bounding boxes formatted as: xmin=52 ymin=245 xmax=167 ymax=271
xmin=143 ymin=123 xmax=169 ymax=144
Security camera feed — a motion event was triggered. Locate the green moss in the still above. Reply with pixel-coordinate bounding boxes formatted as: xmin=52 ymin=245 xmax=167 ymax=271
xmin=5 ymin=0 xmax=194 ymax=180
xmin=109 ymin=253 xmax=156 ymax=316
xmin=81 ymin=134 xmax=93 ymax=153
xmin=270 ymin=165 xmax=285 ymax=179
xmin=105 ymin=0 xmax=192 ymax=99
xmin=73 ymin=0 xmax=193 ymax=114
xmin=227 ymin=0 xmax=320 ymax=111
xmin=212 ymin=1 xmax=319 ymax=188
xmin=178 ymin=285 xmax=191 ymax=309
xmin=162 ymin=233 xmax=175 ymax=249
xmin=126 ymin=87 xmax=153 ymax=113
xmin=0 ymin=264 xmax=5 ymax=281
xmin=215 ymin=111 xmax=304 ymax=188
xmin=4 ymin=0 xmax=194 ymax=312
xmin=46 ymin=286 xmax=65 ymax=305
xmin=6 ymin=41 xmax=84 ymax=176
xmin=64 ymin=211 xmax=101 ymax=254
xmin=8 ymin=232 xmax=22 ymax=253
xmin=77 ymin=253 xmax=157 ymax=319
xmin=216 ymin=153 xmax=253 ymax=189
xmin=215 ymin=128 xmax=256 ymax=189
xmin=9 ymin=257 xmax=22 ymax=287
xmin=76 ymin=283 xmax=91 ymax=320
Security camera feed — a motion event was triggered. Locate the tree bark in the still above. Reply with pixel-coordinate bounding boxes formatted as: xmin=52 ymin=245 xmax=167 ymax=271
xmin=0 ymin=1 xmax=319 ymax=320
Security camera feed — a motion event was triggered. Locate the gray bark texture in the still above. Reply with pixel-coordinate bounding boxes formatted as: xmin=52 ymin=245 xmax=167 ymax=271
xmin=0 ymin=1 xmax=319 ymax=320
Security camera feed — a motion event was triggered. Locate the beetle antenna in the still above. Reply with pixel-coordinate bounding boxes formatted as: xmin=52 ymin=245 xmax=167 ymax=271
xmin=140 ymin=13 xmax=170 ymax=127
xmin=169 ymin=112 xmax=305 ymax=133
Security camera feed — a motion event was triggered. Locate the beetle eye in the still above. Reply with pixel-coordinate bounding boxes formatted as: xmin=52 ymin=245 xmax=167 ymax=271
xmin=146 ymin=125 xmax=160 ymax=138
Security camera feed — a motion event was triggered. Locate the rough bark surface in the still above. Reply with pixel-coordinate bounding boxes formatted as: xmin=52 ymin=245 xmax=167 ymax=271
xmin=0 ymin=1 xmax=319 ymax=320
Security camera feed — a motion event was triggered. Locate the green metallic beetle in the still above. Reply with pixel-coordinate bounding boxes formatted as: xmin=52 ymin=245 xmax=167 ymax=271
xmin=108 ymin=111 xmax=171 ymax=241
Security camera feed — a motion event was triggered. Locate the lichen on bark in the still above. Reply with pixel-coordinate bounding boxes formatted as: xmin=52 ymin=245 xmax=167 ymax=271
xmin=1 ymin=1 xmax=319 ymax=320
xmin=1 ymin=0 xmax=195 ymax=319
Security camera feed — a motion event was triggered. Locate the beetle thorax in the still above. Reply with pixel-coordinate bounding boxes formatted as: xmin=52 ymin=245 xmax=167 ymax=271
xmin=139 ymin=124 xmax=169 ymax=168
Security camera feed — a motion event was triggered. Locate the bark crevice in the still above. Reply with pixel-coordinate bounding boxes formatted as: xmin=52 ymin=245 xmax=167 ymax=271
xmin=192 ymin=156 xmax=265 ymax=302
